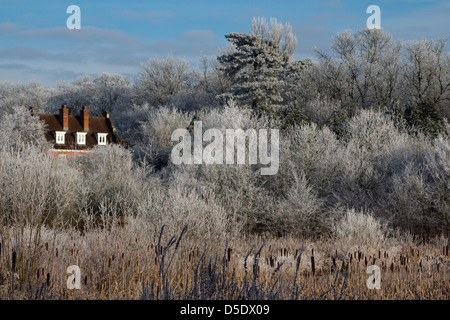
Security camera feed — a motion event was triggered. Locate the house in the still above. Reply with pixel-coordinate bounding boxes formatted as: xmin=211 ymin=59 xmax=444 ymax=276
xmin=33 ymin=104 xmax=127 ymax=159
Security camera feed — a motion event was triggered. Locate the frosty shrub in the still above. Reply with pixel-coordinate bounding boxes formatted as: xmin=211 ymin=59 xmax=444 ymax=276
xmin=170 ymin=162 xmax=273 ymax=236
xmin=136 ymin=168 xmax=230 ymax=244
xmin=133 ymin=56 xmax=190 ymax=107
xmin=386 ymin=136 xmax=450 ymax=235
xmin=0 ymin=105 xmax=50 ymax=152
xmin=77 ymin=144 xmax=150 ymax=217
xmin=136 ymin=106 xmax=193 ymax=165
xmin=199 ymin=99 xmax=253 ymax=131
xmin=274 ymin=171 xmax=324 ymax=238
xmin=333 ymin=208 xmax=390 ymax=247
xmin=109 ymin=103 xmax=152 ymax=132
xmin=171 ymin=103 xmax=283 ymax=234
xmin=143 ymin=107 xmax=193 ymax=149
xmin=0 ymin=145 xmax=83 ymax=227
xmin=278 ymin=122 xmax=340 ymax=201
xmin=0 ymin=81 xmax=50 ymax=117
xmin=49 ymin=74 xmax=132 ymax=116
xmin=115 ymin=104 xmax=193 ymax=166
xmin=302 ymin=95 xmax=341 ymax=128
xmin=330 ymin=110 xmax=411 ymax=210
xmin=344 ymin=109 xmax=410 ymax=162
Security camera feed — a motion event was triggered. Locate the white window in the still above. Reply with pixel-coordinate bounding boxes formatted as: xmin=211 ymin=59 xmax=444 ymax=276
xmin=75 ymin=132 xmax=87 ymax=145
xmin=55 ymin=131 xmax=65 ymax=144
xmin=96 ymin=133 xmax=108 ymax=145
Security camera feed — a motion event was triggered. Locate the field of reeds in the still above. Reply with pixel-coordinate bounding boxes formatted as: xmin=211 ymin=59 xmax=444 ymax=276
xmin=1 ymin=219 xmax=448 ymax=300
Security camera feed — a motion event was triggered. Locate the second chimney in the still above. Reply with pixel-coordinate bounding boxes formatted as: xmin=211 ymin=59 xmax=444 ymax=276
xmin=80 ymin=106 xmax=89 ymax=132
xmin=60 ymin=104 xmax=68 ymax=131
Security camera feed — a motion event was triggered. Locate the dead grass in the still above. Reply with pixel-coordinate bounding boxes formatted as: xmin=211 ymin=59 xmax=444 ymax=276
xmin=0 ymin=221 xmax=448 ymax=300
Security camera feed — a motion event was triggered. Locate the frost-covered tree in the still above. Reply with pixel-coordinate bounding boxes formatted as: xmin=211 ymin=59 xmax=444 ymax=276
xmin=218 ymin=17 xmax=299 ymax=114
xmin=402 ymin=39 xmax=450 ymax=119
xmin=91 ymin=73 xmax=132 ymax=112
xmin=49 ymin=75 xmax=94 ymax=114
xmin=133 ymin=55 xmax=190 ymax=107
xmin=281 ymin=58 xmax=313 ymax=128
xmin=0 ymin=81 xmax=50 ymax=117
xmin=314 ymin=28 xmax=402 ymax=112
xmin=49 ymin=73 xmax=131 ymax=116
xmin=72 ymin=144 xmax=150 ymax=218
xmin=406 ymin=100 xmax=446 ymax=137
xmin=218 ymin=33 xmax=287 ymax=112
xmin=126 ymin=105 xmax=193 ymax=166
xmin=197 ymin=55 xmax=233 ymax=109
xmin=0 ymin=105 xmax=49 ymax=152
xmin=250 ymin=17 xmax=297 ymax=57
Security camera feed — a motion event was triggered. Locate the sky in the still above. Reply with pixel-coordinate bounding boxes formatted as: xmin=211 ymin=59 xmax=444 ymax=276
xmin=0 ymin=0 xmax=449 ymax=87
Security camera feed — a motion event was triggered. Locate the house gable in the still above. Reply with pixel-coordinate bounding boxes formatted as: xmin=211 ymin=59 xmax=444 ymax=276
xmin=36 ymin=105 xmax=126 ymax=155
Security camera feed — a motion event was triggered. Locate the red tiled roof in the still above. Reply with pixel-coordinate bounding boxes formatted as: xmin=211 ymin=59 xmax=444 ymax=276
xmin=37 ymin=113 xmax=122 ymax=150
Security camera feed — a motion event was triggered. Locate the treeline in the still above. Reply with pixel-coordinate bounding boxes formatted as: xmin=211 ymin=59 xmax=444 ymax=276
xmin=0 ymin=18 xmax=449 ymax=240
xmin=1 ymin=19 xmax=449 ymax=134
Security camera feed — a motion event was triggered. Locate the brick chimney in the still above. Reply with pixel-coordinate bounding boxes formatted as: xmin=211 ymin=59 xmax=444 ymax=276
xmin=80 ymin=106 xmax=89 ymax=132
xmin=59 ymin=104 xmax=68 ymax=131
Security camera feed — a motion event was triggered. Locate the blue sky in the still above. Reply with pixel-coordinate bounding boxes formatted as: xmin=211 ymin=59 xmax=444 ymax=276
xmin=0 ymin=0 xmax=449 ymax=86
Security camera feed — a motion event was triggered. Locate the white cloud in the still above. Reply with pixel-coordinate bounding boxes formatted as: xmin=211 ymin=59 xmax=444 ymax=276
xmin=0 ymin=24 xmax=226 ymax=85
xmin=179 ymin=30 xmax=216 ymax=42
xmin=0 ymin=47 xmax=84 ymax=62
xmin=15 ymin=26 xmax=146 ymax=47
xmin=0 ymin=63 xmax=90 ymax=86
xmin=322 ymin=0 xmax=343 ymax=8
xmin=113 ymin=10 xmax=175 ymax=23
xmin=0 ymin=22 xmax=19 ymax=31
xmin=383 ymin=1 xmax=450 ymax=41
